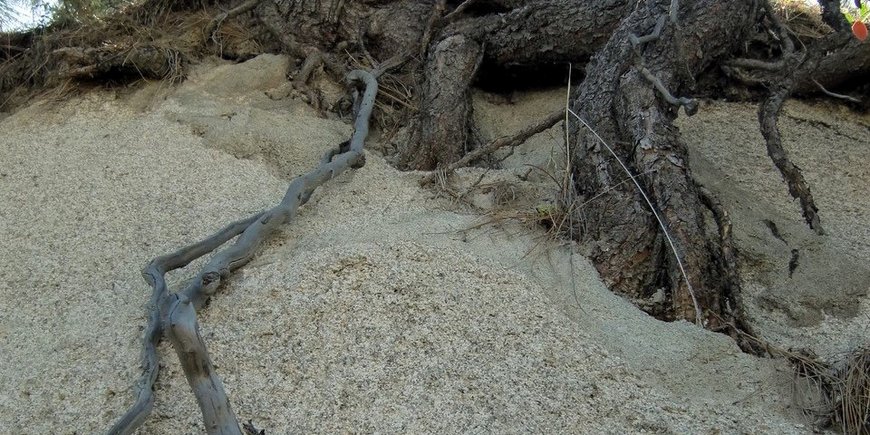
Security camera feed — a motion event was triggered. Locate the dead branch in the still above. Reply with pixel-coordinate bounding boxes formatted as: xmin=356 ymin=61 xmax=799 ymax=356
xmin=108 ymin=70 xmax=378 ymax=435
xmin=108 ymin=212 xmax=263 ymax=435
xmin=168 ymin=296 xmax=239 ymax=433
xmin=419 ymin=109 xmax=562 ymax=186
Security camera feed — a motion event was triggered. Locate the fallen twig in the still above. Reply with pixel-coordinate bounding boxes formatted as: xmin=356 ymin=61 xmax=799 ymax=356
xmin=419 ymin=109 xmax=562 ymax=186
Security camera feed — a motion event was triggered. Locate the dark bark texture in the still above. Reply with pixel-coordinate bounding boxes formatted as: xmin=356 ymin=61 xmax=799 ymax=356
xmin=401 ymin=33 xmax=483 ymax=169
xmin=568 ymin=0 xmax=757 ymax=323
xmin=399 ymin=0 xmax=633 ymax=169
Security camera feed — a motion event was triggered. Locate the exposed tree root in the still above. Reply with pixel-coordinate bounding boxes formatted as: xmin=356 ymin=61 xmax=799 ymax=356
xmin=697 ymin=185 xmax=765 ymax=354
xmin=108 ymin=70 xmax=378 ymax=435
xmin=813 ymin=79 xmax=862 ymax=104
xmin=419 ymin=109 xmax=563 ymax=186
xmin=725 ymin=3 xmax=826 ymax=235
xmin=290 ymin=51 xmax=326 ymax=111
xmin=759 ymin=81 xmax=824 ymax=235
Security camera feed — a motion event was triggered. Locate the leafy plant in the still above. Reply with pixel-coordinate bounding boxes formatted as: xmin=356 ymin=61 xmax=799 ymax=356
xmin=843 ymin=0 xmax=869 ymax=40
xmin=844 ymin=0 xmax=869 ymax=23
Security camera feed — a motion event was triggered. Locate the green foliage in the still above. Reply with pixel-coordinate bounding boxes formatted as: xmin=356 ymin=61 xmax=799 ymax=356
xmin=50 ymin=0 xmax=129 ymax=25
xmin=1 ymin=0 xmax=129 ymax=30
xmin=843 ymin=1 xmax=869 ymax=23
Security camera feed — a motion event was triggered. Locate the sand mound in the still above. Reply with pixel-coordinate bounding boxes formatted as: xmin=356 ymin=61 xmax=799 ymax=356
xmin=677 ymin=100 xmax=870 ymax=357
xmin=4 ymin=54 xmax=862 ymax=433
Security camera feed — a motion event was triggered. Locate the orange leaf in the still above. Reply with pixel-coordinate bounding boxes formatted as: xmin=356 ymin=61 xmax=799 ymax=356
xmin=853 ymin=20 xmax=868 ymax=41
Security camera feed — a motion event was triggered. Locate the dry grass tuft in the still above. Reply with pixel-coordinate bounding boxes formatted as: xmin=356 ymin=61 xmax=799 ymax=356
xmin=345 ymin=50 xmax=415 ymax=136
xmin=723 ymin=324 xmax=869 ymax=434
xmin=454 ymin=164 xmax=580 ymax=263
xmin=790 ymin=346 xmax=870 ymax=434
xmin=0 ymin=0 xmax=264 ymax=111
xmin=839 ymin=348 xmax=870 ymax=434
xmin=772 ymin=0 xmax=831 ymax=39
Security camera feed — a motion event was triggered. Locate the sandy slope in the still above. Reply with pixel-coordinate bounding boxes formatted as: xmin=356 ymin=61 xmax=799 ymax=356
xmin=3 ymin=54 xmax=865 ymax=433
xmin=676 ymin=100 xmax=870 ymax=358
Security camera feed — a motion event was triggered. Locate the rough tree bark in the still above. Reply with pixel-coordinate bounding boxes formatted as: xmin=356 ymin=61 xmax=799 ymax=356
xmin=567 ymin=0 xmax=757 ymax=325
xmin=403 ymin=33 xmax=482 ymax=169
xmin=398 ymin=0 xmax=634 ymax=169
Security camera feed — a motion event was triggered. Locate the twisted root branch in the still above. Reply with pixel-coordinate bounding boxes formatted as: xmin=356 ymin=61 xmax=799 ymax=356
xmin=629 ymin=7 xmax=698 ymax=116
xmin=109 ymin=70 xmax=378 ymax=435
xmin=759 ymin=82 xmax=824 ymax=234
xmin=723 ymin=2 xmax=824 ymax=234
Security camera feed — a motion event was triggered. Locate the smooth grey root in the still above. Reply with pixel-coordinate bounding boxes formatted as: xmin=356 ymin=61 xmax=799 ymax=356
xmin=108 ymin=70 xmax=378 ymax=435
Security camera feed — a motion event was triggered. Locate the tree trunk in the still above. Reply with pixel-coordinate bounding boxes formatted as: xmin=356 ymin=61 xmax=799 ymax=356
xmin=399 ymin=34 xmax=482 ymax=169
xmin=398 ymin=0 xmax=633 ymax=170
xmin=568 ymin=0 xmax=756 ymax=324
